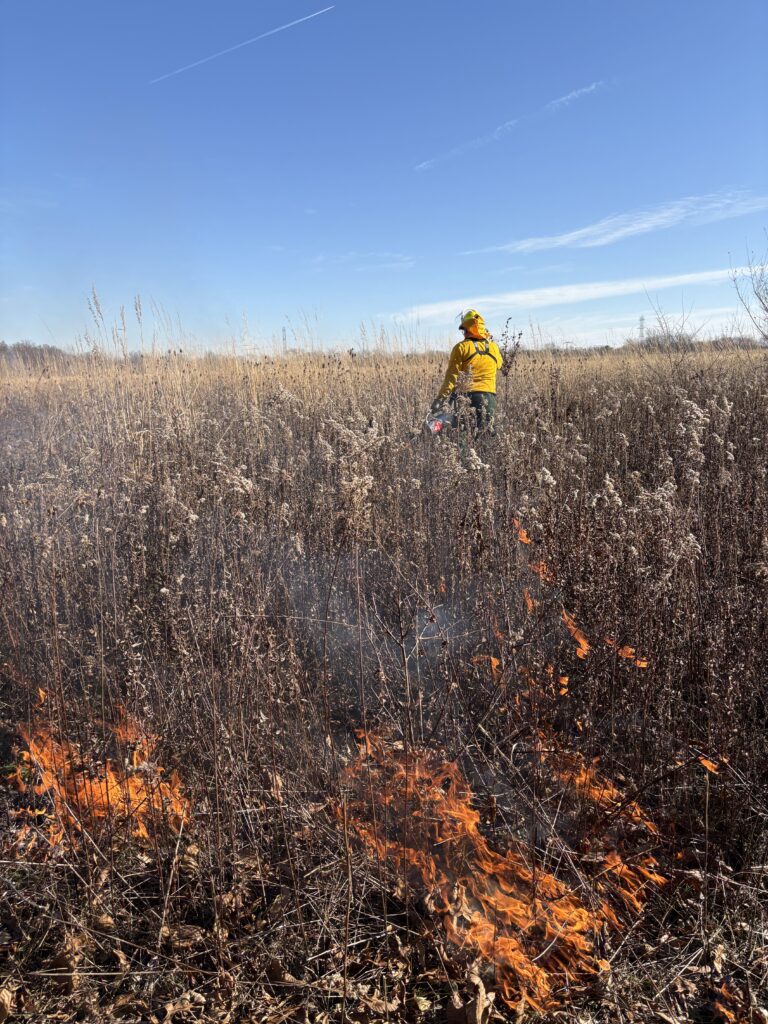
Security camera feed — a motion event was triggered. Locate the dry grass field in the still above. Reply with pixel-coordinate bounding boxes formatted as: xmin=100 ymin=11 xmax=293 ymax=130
xmin=1 ymin=340 xmax=767 ymax=1022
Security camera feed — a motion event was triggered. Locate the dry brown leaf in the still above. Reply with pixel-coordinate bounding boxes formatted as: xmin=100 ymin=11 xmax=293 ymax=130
xmin=109 ymin=993 xmax=150 ymax=1019
xmin=160 ymin=923 xmax=206 ymax=950
xmin=113 ymin=945 xmax=131 ymax=974
xmin=699 ymin=756 xmax=719 ymax=774
xmin=357 ymin=990 xmax=400 ymax=1015
xmin=0 ymin=989 xmax=13 ymax=1024
xmin=180 ymin=844 xmax=200 ymax=873
xmin=446 ymin=972 xmax=495 ymax=1024
xmin=159 ymin=990 xmax=205 ymax=1022
xmin=265 ymin=959 xmax=302 ymax=987
xmin=712 ymin=943 xmax=727 ymax=974
xmin=47 ymin=930 xmax=85 ymax=994
xmin=270 ymin=771 xmax=284 ymax=803
xmin=406 ymin=993 xmax=432 ymax=1015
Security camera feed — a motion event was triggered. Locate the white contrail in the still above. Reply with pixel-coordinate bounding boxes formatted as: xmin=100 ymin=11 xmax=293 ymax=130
xmin=415 ymin=81 xmax=604 ymax=171
xmin=395 ymin=266 xmax=751 ymax=322
xmin=545 ymin=80 xmax=603 ymax=111
xmin=150 ymin=6 xmax=335 ymax=84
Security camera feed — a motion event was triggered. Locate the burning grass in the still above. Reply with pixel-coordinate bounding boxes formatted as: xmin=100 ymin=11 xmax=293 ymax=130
xmin=0 ymin=340 xmax=766 ymax=1020
xmin=343 ymin=732 xmax=664 ymax=1012
xmin=4 ymin=701 xmax=188 ymax=857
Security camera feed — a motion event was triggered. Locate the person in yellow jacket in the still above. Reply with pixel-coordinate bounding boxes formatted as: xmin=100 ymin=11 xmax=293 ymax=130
xmin=431 ymin=309 xmax=503 ymax=431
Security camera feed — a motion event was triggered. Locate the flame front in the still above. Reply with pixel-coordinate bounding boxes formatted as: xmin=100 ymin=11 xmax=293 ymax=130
xmin=4 ymin=709 xmax=189 ymax=856
xmin=561 ymin=608 xmax=591 ymax=660
xmin=546 ymin=744 xmax=659 ymax=836
xmin=344 ymin=733 xmax=664 ymax=1010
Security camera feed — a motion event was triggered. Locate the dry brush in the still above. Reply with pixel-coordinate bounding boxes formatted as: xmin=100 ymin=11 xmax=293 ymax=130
xmin=0 ymin=343 xmax=766 ymax=1022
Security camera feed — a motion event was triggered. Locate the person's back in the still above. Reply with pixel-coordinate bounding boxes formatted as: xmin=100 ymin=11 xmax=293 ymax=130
xmin=432 ymin=310 xmax=502 ymax=430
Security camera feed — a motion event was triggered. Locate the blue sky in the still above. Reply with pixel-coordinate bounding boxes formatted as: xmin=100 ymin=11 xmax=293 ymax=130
xmin=1 ymin=0 xmax=767 ymax=349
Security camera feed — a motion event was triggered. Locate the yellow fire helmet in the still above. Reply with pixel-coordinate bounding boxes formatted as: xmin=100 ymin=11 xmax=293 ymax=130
xmin=459 ymin=309 xmax=489 ymax=340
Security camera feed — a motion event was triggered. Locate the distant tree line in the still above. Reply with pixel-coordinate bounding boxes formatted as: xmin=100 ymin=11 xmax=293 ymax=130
xmin=623 ymin=332 xmax=764 ymax=353
xmin=0 ymin=339 xmax=73 ymax=369
xmin=1 ymin=332 xmax=764 ymax=372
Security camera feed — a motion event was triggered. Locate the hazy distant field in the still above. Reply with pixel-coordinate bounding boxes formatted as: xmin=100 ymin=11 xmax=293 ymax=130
xmin=1 ymin=342 xmax=766 ymax=1022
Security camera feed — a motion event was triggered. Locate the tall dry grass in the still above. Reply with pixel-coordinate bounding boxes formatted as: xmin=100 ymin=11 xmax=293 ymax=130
xmin=1 ymin=342 xmax=766 ymax=1020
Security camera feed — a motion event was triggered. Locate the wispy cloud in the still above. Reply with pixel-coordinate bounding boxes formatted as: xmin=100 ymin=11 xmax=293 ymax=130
xmin=396 ymin=266 xmax=749 ymax=323
xmin=469 ymin=191 xmax=768 ymax=254
xmin=510 ymin=305 xmax=747 ymax=346
xmin=414 ymin=81 xmax=603 ymax=172
xmin=150 ymin=6 xmax=335 ymax=84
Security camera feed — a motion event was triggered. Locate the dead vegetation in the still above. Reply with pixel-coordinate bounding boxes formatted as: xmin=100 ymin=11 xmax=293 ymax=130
xmin=0 ymin=341 xmax=766 ymax=1022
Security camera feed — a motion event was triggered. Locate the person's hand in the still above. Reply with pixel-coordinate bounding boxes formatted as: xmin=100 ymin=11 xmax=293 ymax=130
xmin=430 ymin=397 xmax=445 ymax=413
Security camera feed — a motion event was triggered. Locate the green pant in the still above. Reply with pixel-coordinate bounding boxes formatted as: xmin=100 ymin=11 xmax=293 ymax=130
xmin=444 ymin=391 xmax=497 ymax=433
xmin=468 ymin=391 xmax=497 ymax=431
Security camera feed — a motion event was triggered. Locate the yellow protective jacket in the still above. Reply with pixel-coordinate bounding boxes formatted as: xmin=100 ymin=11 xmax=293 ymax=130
xmin=437 ymin=337 xmax=503 ymax=399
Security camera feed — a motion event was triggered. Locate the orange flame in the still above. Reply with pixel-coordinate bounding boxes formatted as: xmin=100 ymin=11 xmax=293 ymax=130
xmin=544 ymin=743 xmax=659 ymax=836
xmin=604 ymin=637 xmax=636 ymax=660
xmin=605 ymin=636 xmax=649 ymax=670
xmin=343 ymin=733 xmax=664 ymax=1010
xmin=529 ymin=560 xmax=555 ymax=584
xmin=471 ymin=655 xmax=502 ymax=681
xmin=561 ymin=608 xmax=591 ymax=660
xmin=712 ymin=981 xmax=749 ymax=1023
xmin=512 ymin=513 xmax=649 ymax=669
xmin=4 ymin=711 xmax=189 ymax=856
xmin=512 ymin=518 xmax=533 ymax=545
